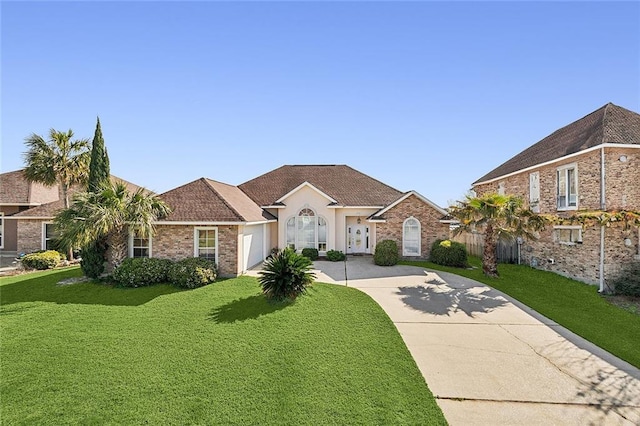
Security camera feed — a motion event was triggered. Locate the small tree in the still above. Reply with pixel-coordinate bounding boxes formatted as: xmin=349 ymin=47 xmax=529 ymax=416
xmin=258 ymin=248 xmax=315 ymax=301
xmin=82 ymin=117 xmax=111 ymax=277
xmin=54 ymin=182 xmax=171 ymax=273
xmin=449 ymin=193 xmax=547 ymax=277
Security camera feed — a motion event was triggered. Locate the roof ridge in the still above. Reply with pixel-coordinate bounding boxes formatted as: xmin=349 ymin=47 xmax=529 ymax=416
xmin=201 ymin=178 xmax=245 ymax=221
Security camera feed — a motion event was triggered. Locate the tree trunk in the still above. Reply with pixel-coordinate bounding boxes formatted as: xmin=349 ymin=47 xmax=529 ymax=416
xmin=482 ymin=224 xmax=499 ymax=277
xmin=60 ymin=182 xmax=74 ymax=261
xmin=105 ymin=227 xmax=128 ymax=273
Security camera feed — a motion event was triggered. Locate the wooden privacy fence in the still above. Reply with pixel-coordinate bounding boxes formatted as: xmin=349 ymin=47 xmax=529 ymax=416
xmin=452 ymin=232 xmax=519 ymax=264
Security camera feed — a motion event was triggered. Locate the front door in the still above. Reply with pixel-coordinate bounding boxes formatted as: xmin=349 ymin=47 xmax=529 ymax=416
xmin=349 ymin=225 xmax=367 ymax=254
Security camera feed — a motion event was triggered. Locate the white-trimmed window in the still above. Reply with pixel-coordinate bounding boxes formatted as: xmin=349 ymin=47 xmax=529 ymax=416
xmin=557 ymin=164 xmax=578 ymax=210
xmin=529 ymin=172 xmax=540 ymax=213
xmin=0 ymin=213 xmax=4 ymax=249
xmin=194 ymin=227 xmax=217 ymax=262
xmin=403 ymin=217 xmax=421 ymax=256
xmin=42 ymin=222 xmax=58 ymax=251
xmin=286 ymin=208 xmax=328 ymax=252
xmin=129 ymin=231 xmax=151 ymax=258
xmin=554 ymin=226 xmax=582 ymax=245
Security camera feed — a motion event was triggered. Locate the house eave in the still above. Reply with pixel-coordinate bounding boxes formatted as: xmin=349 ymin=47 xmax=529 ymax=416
xmin=154 ymin=219 xmax=277 ymax=226
xmin=473 ymin=143 xmax=640 ymax=186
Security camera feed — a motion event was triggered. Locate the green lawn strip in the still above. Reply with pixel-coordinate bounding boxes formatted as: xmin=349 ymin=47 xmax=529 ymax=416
xmin=1 ymin=269 xmax=446 ymax=425
xmin=401 ymin=258 xmax=640 ymax=368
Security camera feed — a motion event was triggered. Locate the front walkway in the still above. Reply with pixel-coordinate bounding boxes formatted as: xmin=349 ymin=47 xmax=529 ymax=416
xmin=310 ymin=257 xmax=640 ymax=425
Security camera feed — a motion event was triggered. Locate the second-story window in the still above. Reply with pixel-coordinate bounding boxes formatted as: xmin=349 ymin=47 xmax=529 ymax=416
xmin=557 ymin=165 xmax=577 ymax=210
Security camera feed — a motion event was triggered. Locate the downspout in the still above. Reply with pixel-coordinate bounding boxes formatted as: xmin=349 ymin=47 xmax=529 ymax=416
xmin=599 ymin=147 xmax=606 ymax=293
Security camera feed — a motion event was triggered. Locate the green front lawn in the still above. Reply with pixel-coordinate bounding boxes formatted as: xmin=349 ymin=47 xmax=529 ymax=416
xmin=1 ymin=268 xmax=446 ymax=425
xmin=401 ymin=257 xmax=640 ymax=369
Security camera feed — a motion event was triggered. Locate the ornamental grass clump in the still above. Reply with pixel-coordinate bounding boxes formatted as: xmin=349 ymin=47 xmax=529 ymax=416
xmin=258 ymin=248 xmax=316 ymax=302
xmin=430 ymin=239 xmax=468 ymax=267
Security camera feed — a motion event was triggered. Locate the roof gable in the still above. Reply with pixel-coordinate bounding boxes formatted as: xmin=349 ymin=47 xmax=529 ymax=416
xmin=372 ymin=191 xmax=447 ymax=219
xmin=0 ymin=169 xmax=59 ymax=205
xmin=159 ymin=178 xmax=272 ymax=223
xmin=275 ymin=181 xmax=337 ymax=204
xmin=474 ymin=103 xmax=640 ymax=184
xmin=239 ymin=165 xmax=403 ymax=207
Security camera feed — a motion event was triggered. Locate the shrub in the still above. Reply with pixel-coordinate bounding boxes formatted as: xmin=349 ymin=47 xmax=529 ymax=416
xmin=430 ymin=239 xmax=468 ymax=267
xmin=258 ymin=248 xmax=316 ymax=301
xmin=112 ymin=258 xmax=173 ymax=287
xmin=21 ymin=250 xmax=62 ymax=270
xmin=326 ymin=249 xmax=346 ymax=262
xmin=612 ymin=262 xmax=640 ymax=297
xmin=80 ymin=242 xmax=106 ymax=279
xmin=301 ymin=248 xmax=319 ymax=260
xmin=168 ymin=257 xmax=217 ymax=289
xmin=374 ymin=240 xmax=399 ymax=266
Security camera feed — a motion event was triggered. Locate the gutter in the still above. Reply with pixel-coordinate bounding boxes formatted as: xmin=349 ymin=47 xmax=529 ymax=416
xmin=598 ymin=147 xmax=606 ymax=293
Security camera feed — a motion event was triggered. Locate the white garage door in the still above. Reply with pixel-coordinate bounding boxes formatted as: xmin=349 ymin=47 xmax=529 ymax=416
xmin=243 ymin=224 xmax=264 ymax=271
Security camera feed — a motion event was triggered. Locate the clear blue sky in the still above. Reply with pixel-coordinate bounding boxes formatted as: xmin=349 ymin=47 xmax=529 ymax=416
xmin=2 ymin=1 xmax=639 ymax=207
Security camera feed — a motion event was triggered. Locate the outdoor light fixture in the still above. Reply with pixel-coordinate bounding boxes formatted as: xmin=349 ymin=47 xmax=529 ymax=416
xmin=357 ymin=218 xmax=361 ymax=224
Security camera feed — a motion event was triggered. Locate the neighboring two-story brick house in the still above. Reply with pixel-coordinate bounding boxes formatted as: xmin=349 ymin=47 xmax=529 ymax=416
xmin=472 ymin=103 xmax=640 ymax=290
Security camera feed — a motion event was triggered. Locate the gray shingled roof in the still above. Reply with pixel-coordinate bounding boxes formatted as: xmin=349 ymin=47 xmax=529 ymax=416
xmin=474 ymin=103 xmax=640 ymax=184
xmin=239 ymin=165 xmax=403 ymax=207
xmin=159 ymin=178 xmax=274 ymax=222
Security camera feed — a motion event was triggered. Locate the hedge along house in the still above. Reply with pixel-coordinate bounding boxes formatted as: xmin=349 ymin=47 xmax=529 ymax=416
xmin=152 ymin=165 xmax=452 ymax=276
xmin=472 ymin=103 xmax=640 ymax=290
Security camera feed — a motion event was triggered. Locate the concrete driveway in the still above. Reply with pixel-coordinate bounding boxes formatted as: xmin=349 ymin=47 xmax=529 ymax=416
xmin=312 ymin=257 xmax=640 ymax=425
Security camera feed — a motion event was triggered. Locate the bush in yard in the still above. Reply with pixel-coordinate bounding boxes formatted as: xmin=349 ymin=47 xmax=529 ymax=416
xmin=21 ymin=250 xmax=62 ymax=270
xmin=430 ymin=239 xmax=468 ymax=267
xmin=80 ymin=242 xmax=106 ymax=278
xmin=168 ymin=257 xmax=217 ymax=289
xmin=301 ymin=248 xmax=319 ymax=260
xmin=326 ymin=249 xmax=346 ymax=262
xmin=258 ymin=248 xmax=316 ymax=301
xmin=112 ymin=258 xmax=173 ymax=287
xmin=612 ymin=262 xmax=640 ymax=297
xmin=374 ymin=240 xmax=399 ymax=266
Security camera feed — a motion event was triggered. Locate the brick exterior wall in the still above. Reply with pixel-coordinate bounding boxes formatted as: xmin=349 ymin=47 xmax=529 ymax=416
xmin=474 ymin=147 xmax=640 ymax=285
xmin=152 ymin=224 xmax=239 ymax=276
xmin=17 ymin=220 xmax=46 ymax=254
xmin=375 ymin=194 xmax=450 ymax=260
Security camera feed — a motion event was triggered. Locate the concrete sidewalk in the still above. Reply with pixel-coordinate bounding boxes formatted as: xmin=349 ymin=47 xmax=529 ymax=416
xmin=311 ymin=258 xmax=640 ymax=425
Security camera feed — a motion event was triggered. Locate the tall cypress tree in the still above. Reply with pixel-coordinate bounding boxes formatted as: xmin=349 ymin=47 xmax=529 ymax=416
xmin=82 ymin=117 xmax=111 ymax=278
xmin=87 ymin=117 xmax=110 ymax=192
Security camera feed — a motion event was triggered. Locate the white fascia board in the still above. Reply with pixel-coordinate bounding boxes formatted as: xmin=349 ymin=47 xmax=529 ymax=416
xmin=3 ymin=216 xmax=54 ymax=220
xmin=439 ymin=219 xmax=460 ymax=224
xmin=275 ymin=181 xmax=337 ymax=204
xmin=376 ymin=191 xmax=448 ymax=216
xmin=367 ymin=219 xmax=386 ymax=223
xmin=154 ymin=220 xmax=276 ymax=226
xmin=473 ymin=143 xmax=640 ymax=186
xmin=328 ymin=205 xmax=384 ymax=209
xmin=0 ymin=203 xmax=42 ymax=207
xmin=261 ymin=205 xmax=286 ymax=209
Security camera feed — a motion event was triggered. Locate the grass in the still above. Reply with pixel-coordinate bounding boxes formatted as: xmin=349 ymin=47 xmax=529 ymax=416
xmin=1 ymin=267 xmax=446 ymax=425
xmin=401 ymin=257 xmax=640 ymax=369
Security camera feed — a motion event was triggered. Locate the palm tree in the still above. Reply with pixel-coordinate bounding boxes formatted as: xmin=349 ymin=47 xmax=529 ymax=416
xmin=54 ymin=182 xmax=171 ymax=273
xmin=23 ymin=129 xmax=91 ymax=209
xmin=449 ymin=193 xmax=547 ymax=277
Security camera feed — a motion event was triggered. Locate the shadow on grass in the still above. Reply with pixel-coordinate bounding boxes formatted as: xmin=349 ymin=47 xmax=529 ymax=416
xmin=209 ymin=294 xmax=290 ymax=323
xmin=0 ymin=268 xmax=183 ymax=307
xmin=397 ymin=281 xmax=508 ymax=317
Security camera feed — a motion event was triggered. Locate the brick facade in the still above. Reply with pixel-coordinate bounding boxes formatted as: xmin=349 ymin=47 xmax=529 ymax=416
xmin=375 ymin=194 xmax=450 ymax=260
xmin=153 ymin=224 xmax=239 ymax=277
xmin=16 ymin=220 xmax=46 ymax=254
xmin=474 ymin=147 xmax=640 ymax=285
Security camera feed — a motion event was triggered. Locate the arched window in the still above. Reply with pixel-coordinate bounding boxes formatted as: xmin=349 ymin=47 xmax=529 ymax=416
xmin=403 ymin=217 xmax=421 ymax=256
xmin=285 ymin=208 xmax=328 ymax=251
